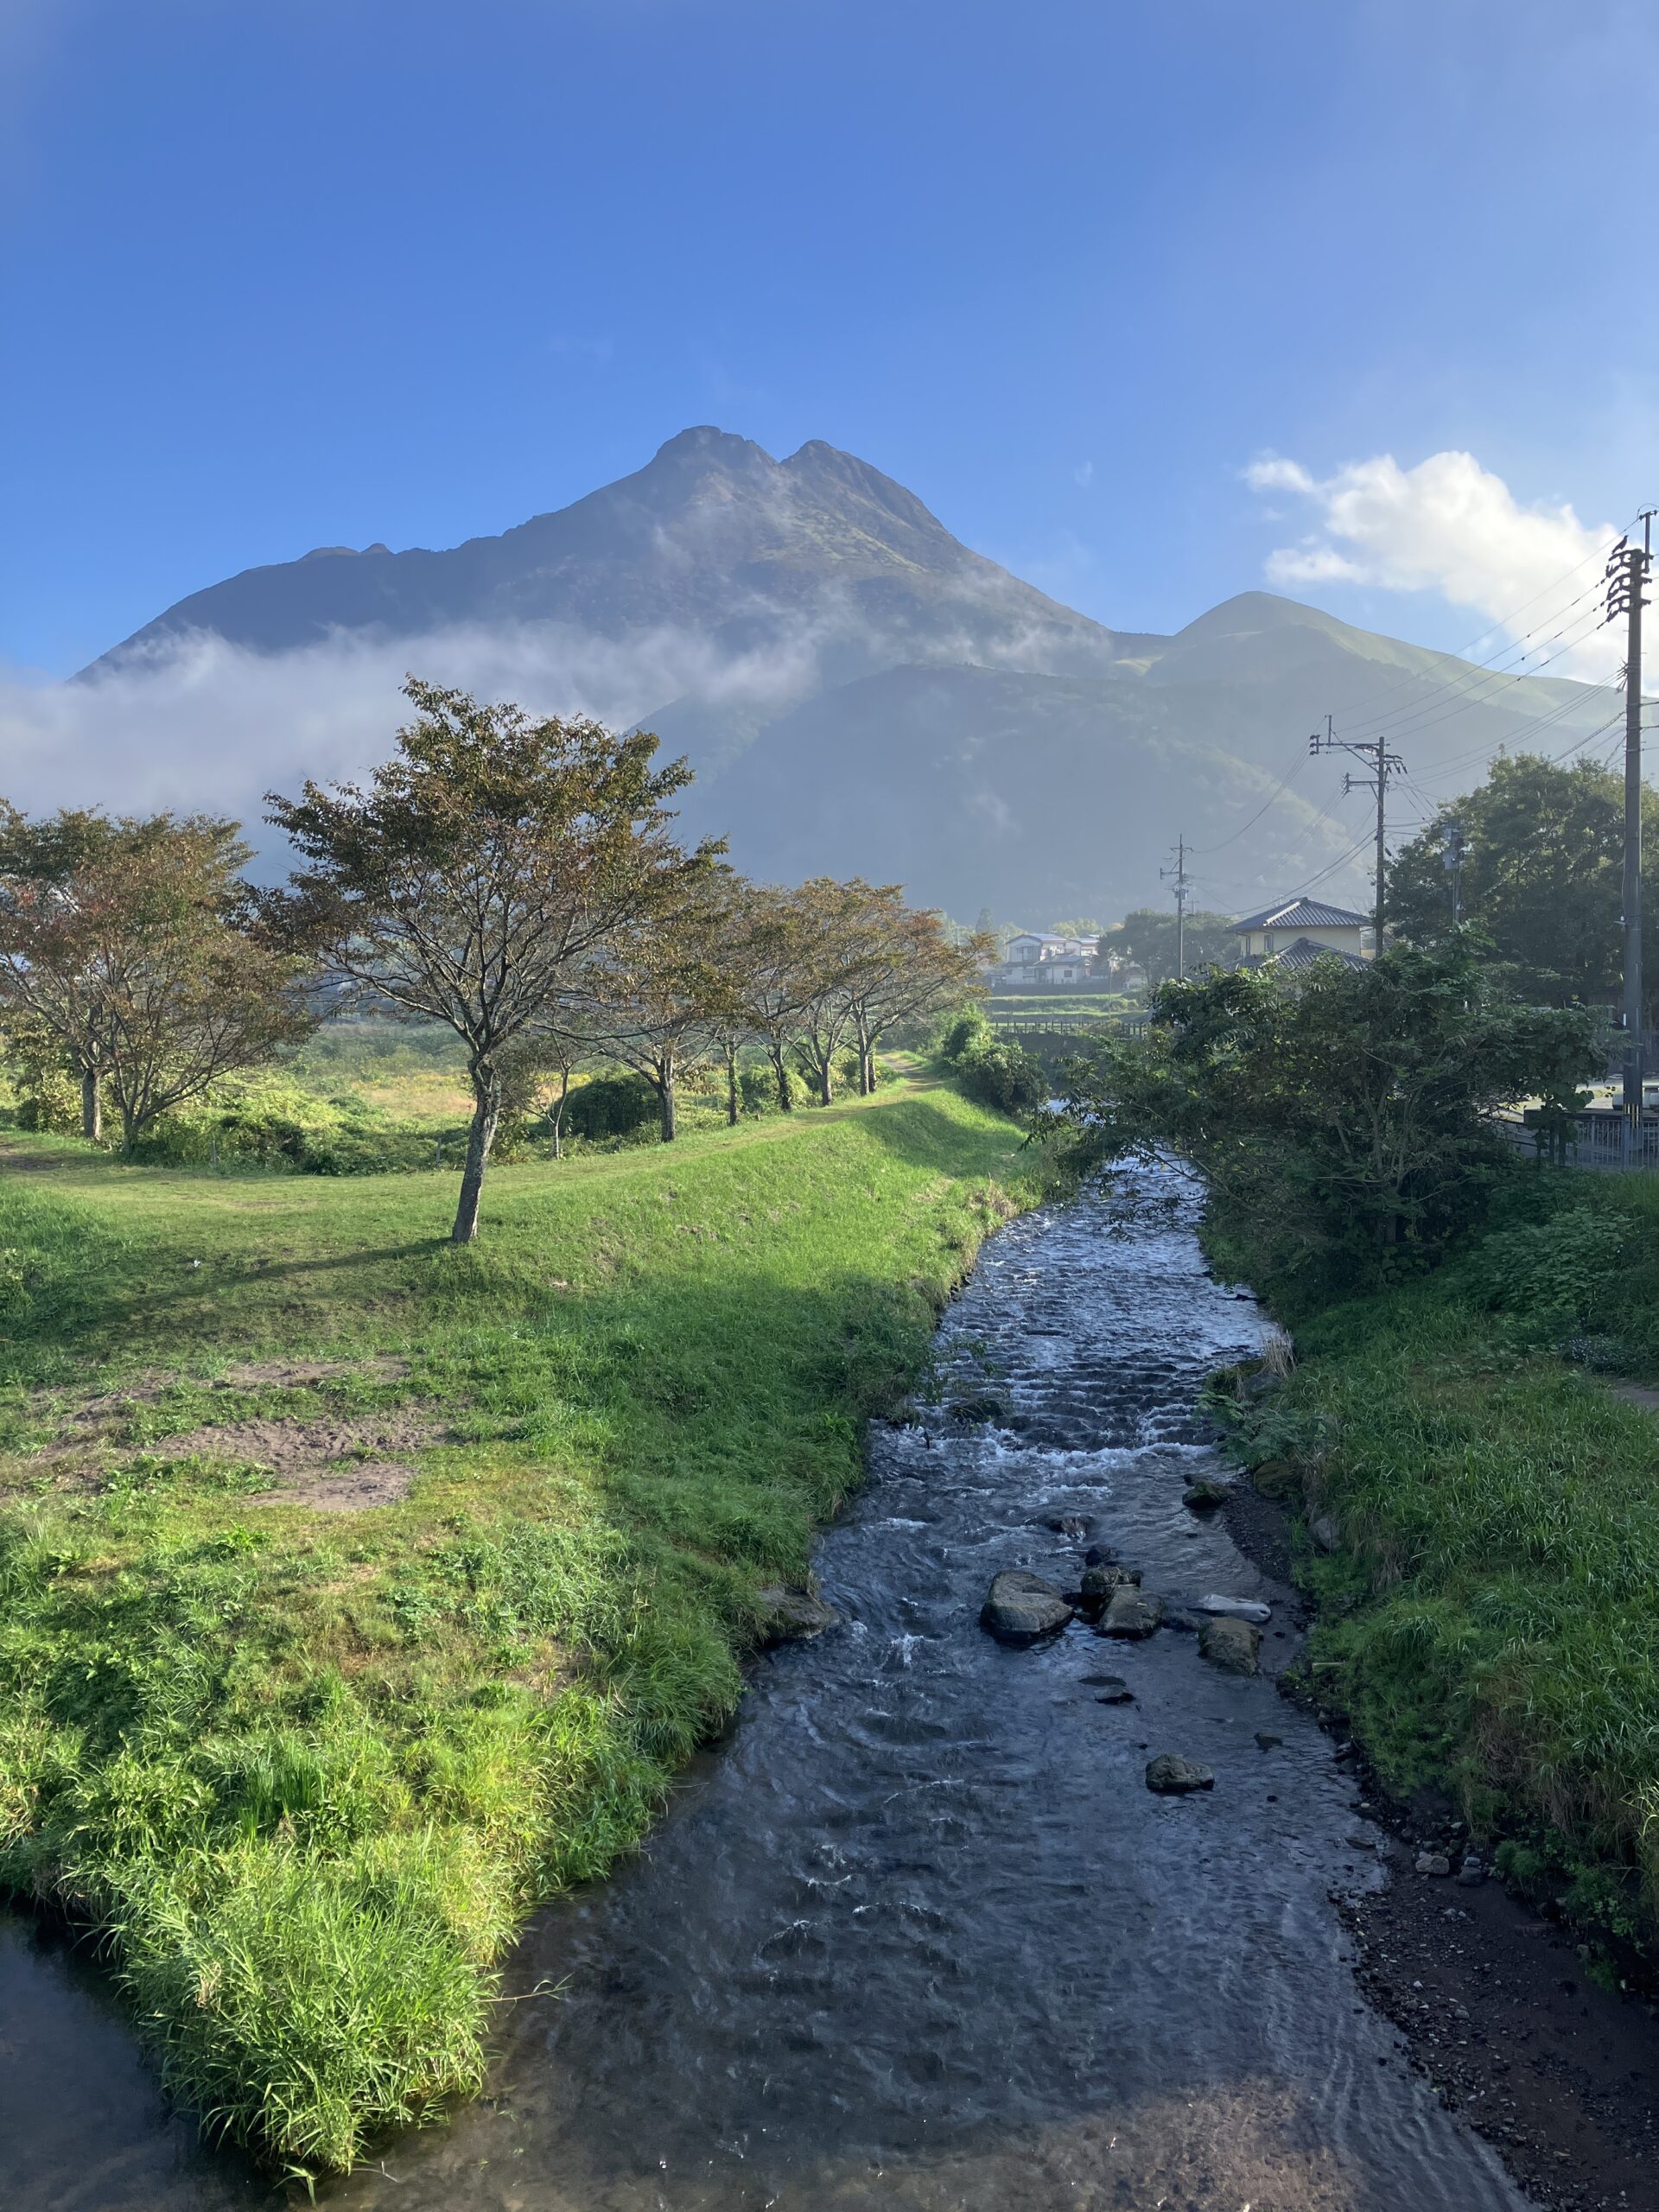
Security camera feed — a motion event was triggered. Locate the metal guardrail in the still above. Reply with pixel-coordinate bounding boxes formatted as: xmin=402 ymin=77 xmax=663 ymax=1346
xmin=1501 ymin=1111 xmax=1659 ymax=1173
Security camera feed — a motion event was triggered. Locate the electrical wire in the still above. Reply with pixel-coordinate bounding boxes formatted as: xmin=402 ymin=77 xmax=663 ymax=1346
xmin=1188 ymin=749 xmax=1311 ymax=855
xmin=1303 ymin=518 xmax=1637 ymax=730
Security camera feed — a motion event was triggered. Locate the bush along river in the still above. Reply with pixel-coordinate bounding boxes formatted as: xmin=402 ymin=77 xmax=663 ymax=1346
xmin=2 ymin=1164 xmax=1532 ymax=2211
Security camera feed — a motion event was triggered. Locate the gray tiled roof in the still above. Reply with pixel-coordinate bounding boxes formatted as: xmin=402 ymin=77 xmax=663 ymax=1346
xmin=1234 ymin=898 xmax=1370 ymax=932
xmin=1252 ymin=935 xmax=1370 ymax=972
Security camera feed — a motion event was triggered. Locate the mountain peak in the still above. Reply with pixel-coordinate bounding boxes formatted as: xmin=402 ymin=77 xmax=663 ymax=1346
xmin=648 ymin=424 xmax=776 ymax=470
xmin=90 ymin=428 xmax=1109 ymax=672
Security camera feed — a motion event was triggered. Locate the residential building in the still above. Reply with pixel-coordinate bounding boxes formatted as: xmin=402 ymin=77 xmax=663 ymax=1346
xmin=1233 ymin=898 xmax=1371 ymax=973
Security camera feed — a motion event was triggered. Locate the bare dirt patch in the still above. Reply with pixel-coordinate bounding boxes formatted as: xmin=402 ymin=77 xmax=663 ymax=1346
xmin=254 ymin=1464 xmax=417 ymax=1511
xmin=217 ymin=1355 xmax=410 ymax=1389
xmin=156 ymin=1408 xmax=439 ymax=1511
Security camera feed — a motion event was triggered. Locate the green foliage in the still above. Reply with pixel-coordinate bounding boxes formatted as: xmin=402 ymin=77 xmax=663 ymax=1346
xmin=1466 ymin=1203 xmax=1627 ymax=1329
xmin=11 ymin=1065 xmax=82 ymax=1133
xmin=939 ymin=1009 xmax=988 ymax=1060
xmin=1108 ymin=906 xmax=1239 ymax=988
xmin=0 ymin=1082 xmax=1040 ymax=2171
xmin=1387 ymin=752 xmax=1659 ymax=1018
xmin=1053 ymin=938 xmax=1605 ymax=1306
xmin=562 ymin=1071 xmax=660 ymax=1141
xmin=940 ymin=1019 xmax=1045 ymax=1116
xmin=1221 ymin=1166 xmax=1659 ymax=1954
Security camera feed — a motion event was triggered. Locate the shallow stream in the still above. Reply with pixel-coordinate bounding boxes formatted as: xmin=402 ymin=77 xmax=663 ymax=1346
xmin=3 ymin=1166 xmax=1530 ymax=2209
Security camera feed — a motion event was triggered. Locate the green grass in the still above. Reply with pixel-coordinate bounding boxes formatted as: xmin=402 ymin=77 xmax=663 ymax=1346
xmin=0 ymin=1079 xmax=1041 ymax=2173
xmin=1219 ymin=1168 xmax=1659 ymax=1948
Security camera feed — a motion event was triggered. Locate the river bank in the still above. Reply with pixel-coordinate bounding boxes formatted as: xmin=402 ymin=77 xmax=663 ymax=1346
xmin=0 ymin=1083 xmax=1042 ymax=2175
xmin=5 ymin=1159 xmax=1535 ymax=2209
xmin=1208 ymin=1156 xmax=1659 ymax=2212
xmin=1223 ymin=1480 xmax=1659 ymax=2212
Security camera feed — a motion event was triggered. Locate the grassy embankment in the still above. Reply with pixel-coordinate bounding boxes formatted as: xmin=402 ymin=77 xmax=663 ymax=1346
xmin=1214 ymin=1170 xmax=1659 ymax=1953
xmin=0 ymin=1077 xmax=1040 ymax=2173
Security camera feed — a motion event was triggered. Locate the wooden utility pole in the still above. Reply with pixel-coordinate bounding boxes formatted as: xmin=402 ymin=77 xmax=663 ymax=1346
xmin=1310 ymin=713 xmax=1405 ymax=946
xmin=1161 ymin=835 xmax=1191 ymax=979
xmin=1608 ymin=518 xmax=1654 ymax=1124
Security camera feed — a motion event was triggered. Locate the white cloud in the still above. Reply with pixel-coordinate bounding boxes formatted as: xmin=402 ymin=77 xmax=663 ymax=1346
xmin=1243 ymin=448 xmax=1624 ymax=680
xmin=0 ymin=619 xmax=826 ymax=874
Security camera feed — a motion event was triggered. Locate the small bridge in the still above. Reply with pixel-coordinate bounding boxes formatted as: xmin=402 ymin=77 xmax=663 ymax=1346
xmin=989 ymin=1014 xmax=1149 ymax=1044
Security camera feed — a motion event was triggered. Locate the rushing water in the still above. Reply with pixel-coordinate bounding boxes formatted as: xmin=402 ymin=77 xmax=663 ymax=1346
xmin=2 ymin=1166 xmax=1529 ymax=2211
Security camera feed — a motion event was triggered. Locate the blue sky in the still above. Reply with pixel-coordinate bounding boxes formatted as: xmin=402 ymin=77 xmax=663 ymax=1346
xmin=3 ymin=0 xmax=1656 ymax=676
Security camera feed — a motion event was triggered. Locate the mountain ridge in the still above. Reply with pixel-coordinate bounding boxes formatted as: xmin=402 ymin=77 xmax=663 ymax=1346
xmin=84 ymin=429 xmax=1614 ymax=916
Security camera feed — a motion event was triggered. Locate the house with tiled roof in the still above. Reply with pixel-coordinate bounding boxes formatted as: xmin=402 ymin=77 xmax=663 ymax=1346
xmin=1234 ymin=898 xmax=1370 ymax=974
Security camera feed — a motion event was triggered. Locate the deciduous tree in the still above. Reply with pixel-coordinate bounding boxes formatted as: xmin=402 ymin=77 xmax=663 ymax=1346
xmin=266 ymin=680 xmax=717 ymax=1241
xmin=0 ymin=808 xmax=311 ymax=1149
xmin=1050 ymin=939 xmax=1603 ymax=1289
xmin=1387 ymin=753 xmax=1659 ymax=1019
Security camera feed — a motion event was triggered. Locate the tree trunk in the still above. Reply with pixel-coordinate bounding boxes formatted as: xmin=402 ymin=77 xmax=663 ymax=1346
xmin=770 ymin=1045 xmax=794 ymax=1112
xmin=854 ymin=1017 xmax=874 ymax=1096
xmin=725 ymin=1039 xmax=740 ymax=1125
xmin=452 ymin=1073 xmax=501 ymax=1244
xmin=817 ymin=1053 xmax=834 ymax=1107
xmin=81 ymin=1067 xmax=101 ymax=1143
xmin=659 ymin=1055 xmax=677 ymax=1142
xmin=546 ymin=1071 xmax=569 ymax=1160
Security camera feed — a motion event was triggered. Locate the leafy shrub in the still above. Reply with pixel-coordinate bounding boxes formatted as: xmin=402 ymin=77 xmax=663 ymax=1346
xmin=13 ymin=1069 xmax=82 ymax=1134
xmin=945 ymin=1028 xmax=1045 ymax=1116
xmin=1466 ymin=1204 xmax=1624 ymax=1325
xmin=738 ymin=1067 xmax=776 ymax=1116
xmin=563 ymin=1073 xmax=658 ymax=1141
xmin=939 ymin=1010 xmax=988 ymax=1061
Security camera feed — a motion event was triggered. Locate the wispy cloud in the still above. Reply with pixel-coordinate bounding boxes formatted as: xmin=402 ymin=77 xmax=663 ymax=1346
xmin=0 ymin=619 xmax=823 ymax=871
xmin=1244 ymin=449 xmax=1623 ymax=680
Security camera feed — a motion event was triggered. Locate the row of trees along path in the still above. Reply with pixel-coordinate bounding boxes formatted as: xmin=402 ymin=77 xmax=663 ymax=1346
xmin=0 ymin=681 xmax=985 ymax=1245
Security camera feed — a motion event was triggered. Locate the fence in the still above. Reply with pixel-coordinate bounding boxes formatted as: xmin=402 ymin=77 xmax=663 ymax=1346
xmin=1501 ymin=1110 xmax=1659 ymax=1173
xmin=990 ymin=1015 xmax=1149 ymax=1042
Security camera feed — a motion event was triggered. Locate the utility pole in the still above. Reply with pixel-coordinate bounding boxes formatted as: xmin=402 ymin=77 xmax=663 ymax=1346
xmin=1310 ymin=713 xmax=1406 ymax=946
xmin=1161 ymin=834 xmax=1192 ymax=979
xmin=1606 ymin=519 xmax=1654 ymax=1126
xmin=1442 ymin=821 xmax=1467 ymax=926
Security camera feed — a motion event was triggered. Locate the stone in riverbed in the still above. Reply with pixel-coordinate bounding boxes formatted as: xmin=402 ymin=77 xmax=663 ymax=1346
xmin=1195 ymin=1594 xmax=1271 ymax=1624
xmin=1099 ymin=1586 xmax=1165 ymax=1639
xmin=1146 ymin=1753 xmax=1214 ymax=1795
xmin=1043 ymin=1514 xmax=1090 ymax=1538
xmin=1083 ymin=1541 xmax=1119 ymax=1568
xmin=754 ymin=1586 xmax=838 ymax=1644
xmin=1183 ymin=1477 xmax=1232 ymax=1510
xmin=1084 ymin=1674 xmax=1135 ymax=1703
xmin=1079 ymin=1562 xmax=1141 ymax=1607
xmin=1198 ymin=1616 xmax=1261 ymax=1675
xmin=980 ymin=1571 xmax=1074 ymax=1644
xmin=1309 ymin=1514 xmax=1341 ymax=1554
xmin=1415 ymin=1852 xmax=1452 ymax=1877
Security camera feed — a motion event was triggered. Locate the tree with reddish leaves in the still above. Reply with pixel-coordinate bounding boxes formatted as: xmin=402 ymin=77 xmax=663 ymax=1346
xmin=266 ymin=680 xmax=718 ymax=1243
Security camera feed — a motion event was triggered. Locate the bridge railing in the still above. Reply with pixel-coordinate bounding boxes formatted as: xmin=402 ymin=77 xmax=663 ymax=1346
xmin=989 ymin=1014 xmax=1149 ymax=1042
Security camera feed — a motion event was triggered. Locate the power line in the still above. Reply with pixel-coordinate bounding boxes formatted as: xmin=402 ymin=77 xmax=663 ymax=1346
xmin=1189 ymin=750 xmax=1310 ymax=855
xmin=1310 ymin=521 xmax=1638 ymax=731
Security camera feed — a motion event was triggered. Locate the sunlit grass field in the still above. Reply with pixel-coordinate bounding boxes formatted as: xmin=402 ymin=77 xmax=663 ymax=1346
xmin=0 ymin=1077 xmax=1040 ymax=2173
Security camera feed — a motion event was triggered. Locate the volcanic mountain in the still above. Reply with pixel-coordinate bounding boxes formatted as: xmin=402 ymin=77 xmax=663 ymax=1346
xmin=89 ymin=428 xmax=1612 ymax=918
